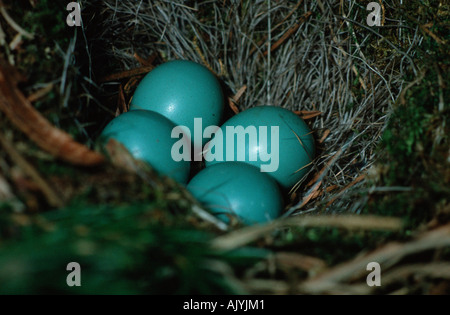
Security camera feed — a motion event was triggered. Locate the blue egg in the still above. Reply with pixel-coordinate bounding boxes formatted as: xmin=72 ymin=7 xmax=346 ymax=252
xmin=204 ymin=106 xmax=315 ymax=190
xmin=187 ymin=162 xmax=283 ymax=225
xmin=99 ymin=110 xmax=190 ymax=184
xmin=130 ymin=60 xmax=224 ymax=146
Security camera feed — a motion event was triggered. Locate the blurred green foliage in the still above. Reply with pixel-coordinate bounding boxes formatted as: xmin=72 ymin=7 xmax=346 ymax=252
xmin=0 ymin=201 xmax=247 ymax=294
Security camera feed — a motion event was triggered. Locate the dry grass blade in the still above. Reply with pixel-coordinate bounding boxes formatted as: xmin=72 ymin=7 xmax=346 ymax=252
xmin=420 ymin=23 xmax=446 ymax=45
xmin=117 ymin=84 xmax=127 ymax=114
xmin=227 ymin=99 xmax=240 ymax=114
xmin=273 ymin=0 xmax=304 ymax=30
xmin=294 ymin=110 xmax=322 ymax=120
xmin=289 ymin=148 xmax=344 ymax=209
xmin=134 ymin=52 xmax=158 ymax=66
xmin=326 ymin=174 xmax=366 ymax=207
xmin=99 ymin=65 xmax=155 ymax=83
xmin=319 ymin=129 xmax=330 ymax=144
xmin=263 ymin=11 xmax=312 ymax=57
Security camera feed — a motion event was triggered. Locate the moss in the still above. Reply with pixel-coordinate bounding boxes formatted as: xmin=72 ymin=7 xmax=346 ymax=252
xmin=22 ymin=0 xmax=71 ymax=42
xmin=366 ymin=1 xmax=450 ymax=229
xmin=8 ymin=1 xmax=72 ymax=81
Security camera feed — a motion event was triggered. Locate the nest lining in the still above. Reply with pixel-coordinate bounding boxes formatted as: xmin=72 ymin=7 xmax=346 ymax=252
xmin=82 ymin=0 xmax=420 ymax=215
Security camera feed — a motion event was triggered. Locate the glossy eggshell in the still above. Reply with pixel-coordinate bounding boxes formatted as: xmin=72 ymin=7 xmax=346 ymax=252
xmin=130 ymin=60 xmax=224 ymax=145
xmin=99 ymin=110 xmax=190 ymax=184
xmin=187 ymin=162 xmax=283 ymax=225
xmin=204 ymin=106 xmax=315 ymax=189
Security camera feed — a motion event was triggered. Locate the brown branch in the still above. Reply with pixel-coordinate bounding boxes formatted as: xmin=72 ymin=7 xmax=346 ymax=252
xmin=0 ymin=57 xmax=105 ymax=166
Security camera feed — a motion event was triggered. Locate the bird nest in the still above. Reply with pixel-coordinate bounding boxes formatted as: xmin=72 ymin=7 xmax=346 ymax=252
xmin=87 ymin=0 xmax=418 ymax=214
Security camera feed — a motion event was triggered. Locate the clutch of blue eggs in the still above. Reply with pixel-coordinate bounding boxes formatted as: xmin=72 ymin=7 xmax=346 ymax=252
xmin=99 ymin=60 xmax=315 ymax=226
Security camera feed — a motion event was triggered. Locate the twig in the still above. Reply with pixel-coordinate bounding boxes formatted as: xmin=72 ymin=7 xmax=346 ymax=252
xmin=0 ymin=133 xmax=65 ymax=208
xmin=420 ymin=23 xmax=446 ymax=45
xmin=228 ymin=85 xmax=247 ymax=114
xmin=0 ymin=1 xmax=34 ymax=39
xmin=134 ymin=52 xmax=157 ymax=66
xmin=299 ymin=223 xmax=450 ymax=294
xmin=117 ymin=84 xmax=127 ymax=113
xmin=319 ymin=129 xmax=330 ymax=144
xmin=99 ymin=65 xmax=155 ymax=83
xmin=274 ymin=252 xmax=327 ymax=274
xmin=211 ymin=215 xmax=403 ymax=251
xmin=381 ymin=263 xmax=450 ymax=289
xmin=26 ymin=83 xmax=54 ymax=103
xmin=294 ymin=110 xmax=322 ymax=120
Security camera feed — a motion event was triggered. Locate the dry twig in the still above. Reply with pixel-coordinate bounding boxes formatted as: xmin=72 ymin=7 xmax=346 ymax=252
xmin=299 ymin=223 xmax=450 ymax=294
xmin=212 ymin=214 xmax=403 ymax=251
xmin=0 ymin=133 xmax=65 ymax=207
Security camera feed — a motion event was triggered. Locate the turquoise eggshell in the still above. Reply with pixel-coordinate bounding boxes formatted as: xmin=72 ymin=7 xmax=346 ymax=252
xmin=204 ymin=106 xmax=315 ymax=189
xmin=99 ymin=110 xmax=190 ymax=184
xmin=187 ymin=162 xmax=283 ymax=225
xmin=130 ymin=60 xmax=224 ymax=145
